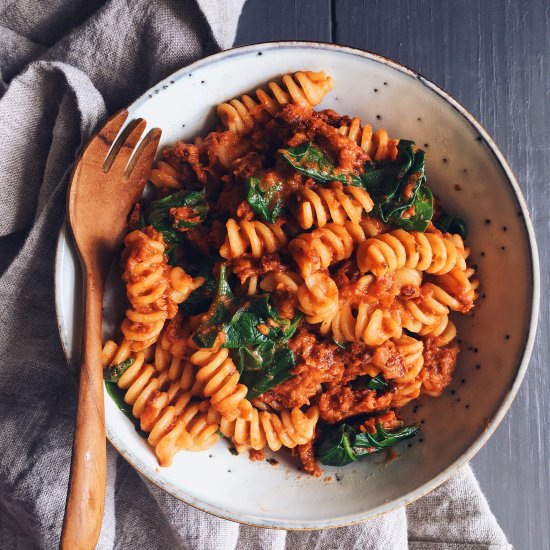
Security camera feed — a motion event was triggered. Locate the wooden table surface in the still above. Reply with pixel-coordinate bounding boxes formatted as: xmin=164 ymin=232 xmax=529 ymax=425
xmin=236 ymin=1 xmax=550 ymax=548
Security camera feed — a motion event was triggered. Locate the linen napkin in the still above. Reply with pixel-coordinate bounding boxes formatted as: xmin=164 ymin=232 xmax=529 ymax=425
xmin=0 ymin=1 xmax=511 ymax=548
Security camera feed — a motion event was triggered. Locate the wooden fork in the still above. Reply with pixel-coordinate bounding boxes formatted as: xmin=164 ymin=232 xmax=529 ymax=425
xmin=62 ymin=110 xmax=161 ymax=550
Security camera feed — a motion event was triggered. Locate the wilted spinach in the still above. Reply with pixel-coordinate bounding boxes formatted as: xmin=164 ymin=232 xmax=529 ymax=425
xmin=103 ymin=357 xmax=134 ymax=383
xmin=317 ymin=422 xmax=419 ymax=466
xmin=140 ymin=188 xmax=209 ymax=265
xmin=246 ymin=176 xmax=285 ymax=224
xmin=280 ymin=141 xmax=364 ymax=187
xmin=352 ymin=374 xmax=390 ymax=392
xmin=180 ymin=260 xmax=216 ymax=316
xmin=192 ymin=263 xmax=236 ymax=347
xmin=193 ymin=266 xmax=302 ymax=398
xmin=392 ymin=185 xmax=434 ymax=232
xmin=104 ymin=380 xmax=147 ymax=438
xmin=434 ymin=211 xmax=468 ymax=238
xmin=365 ymin=374 xmax=390 ymax=392
xmin=361 ymin=140 xmax=433 ymax=231
xmin=148 ymin=188 xmax=208 ymax=231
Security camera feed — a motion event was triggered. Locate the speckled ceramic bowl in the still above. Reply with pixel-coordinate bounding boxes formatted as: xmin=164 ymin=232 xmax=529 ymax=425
xmin=55 ymin=42 xmax=539 ymax=529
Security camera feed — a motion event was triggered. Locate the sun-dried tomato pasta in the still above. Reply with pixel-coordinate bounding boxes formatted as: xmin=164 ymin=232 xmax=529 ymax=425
xmin=103 ymin=71 xmax=478 ymax=475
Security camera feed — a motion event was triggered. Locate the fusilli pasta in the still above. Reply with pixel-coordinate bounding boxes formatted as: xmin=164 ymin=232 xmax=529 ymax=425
xmin=220 ymin=219 xmax=287 ymax=260
xmin=289 ymin=221 xmax=371 ymax=277
xmin=391 ymin=335 xmax=425 ymax=407
xmin=102 ymin=70 xmax=478 ymax=475
xmin=339 ymin=117 xmax=399 ymax=162
xmin=293 ymin=183 xmax=374 ymax=229
xmin=189 ymin=348 xmax=253 ymax=421
xmin=217 ymin=71 xmax=333 ymax=134
xmin=219 ymin=405 xmax=319 ymax=452
xmin=149 ymin=160 xmax=181 ymax=190
xmin=121 ymin=229 xmax=203 ymax=350
xmin=356 ymin=229 xmax=468 ymax=277
xmin=102 ymin=339 xmax=219 ymax=467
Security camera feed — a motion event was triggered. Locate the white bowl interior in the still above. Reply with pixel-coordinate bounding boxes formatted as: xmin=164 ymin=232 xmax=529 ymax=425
xmin=55 ymin=43 xmax=537 ymax=528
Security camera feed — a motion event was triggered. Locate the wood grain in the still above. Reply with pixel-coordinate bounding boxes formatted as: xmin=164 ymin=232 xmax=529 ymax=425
xmin=60 ymin=268 xmax=106 ymax=550
xmin=236 ymin=0 xmax=331 ymax=43
xmin=62 ymin=111 xmax=161 ymax=549
xmin=236 ymin=1 xmax=550 ymax=548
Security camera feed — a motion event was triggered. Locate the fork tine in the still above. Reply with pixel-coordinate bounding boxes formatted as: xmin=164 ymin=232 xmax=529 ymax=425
xmin=103 ymin=118 xmax=147 ymax=174
xmin=83 ymin=109 xmax=129 ymax=162
xmin=123 ymin=127 xmax=162 ymax=185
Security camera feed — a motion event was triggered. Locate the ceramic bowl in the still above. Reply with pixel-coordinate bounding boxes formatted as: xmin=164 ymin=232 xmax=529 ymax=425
xmin=55 ymin=42 xmax=539 ymax=529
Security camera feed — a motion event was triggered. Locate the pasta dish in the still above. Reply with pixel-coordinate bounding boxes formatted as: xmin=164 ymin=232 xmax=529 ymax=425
xmin=101 ymin=71 xmax=477 ymax=476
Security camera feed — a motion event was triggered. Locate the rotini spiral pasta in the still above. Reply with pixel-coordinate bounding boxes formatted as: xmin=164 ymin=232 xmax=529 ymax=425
xmin=294 ymin=183 xmax=374 ymax=229
xmin=259 ymin=270 xmax=303 ymax=295
xmin=259 ymin=270 xmax=304 ymax=317
xmin=391 ymin=335 xmax=425 ymax=408
xmin=433 ymin=267 xmax=479 ymax=312
xmin=149 ymin=160 xmax=181 ymax=190
xmin=220 ymin=219 xmax=287 ymax=260
xmin=398 ymin=287 xmax=452 ymax=333
xmin=230 ymin=257 xmax=260 ymax=296
xmin=328 ymin=302 xmax=402 ymax=347
xmin=296 ymin=272 xmax=340 ymax=330
xmin=219 ymin=405 xmax=319 ymax=452
xmin=398 ymin=276 xmax=476 ymax=336
xmin=217 ymin=71 xmax=333 ymax=133
xmin=121 ymin=229 xmax=203 ymax=350
xmin=308 ymin=301 xmax=402 ymax=346
xmin=102 ymin=339 xmax=219 ymax=467
xmin=149 ymin=393 xmax=220 ymax=467
xmin=189 ymin=348 xmax=253 ymax=421
xmin=418 ymin=316 xmax=457 ymax=346
xmin=356 ymin=229 xmax=468 ymax=277
xmin=339 ymin=117 xmax=399 ymax=162
xmin=299 ymin=271 xmax=432 ymax=346
xmin=289 ymin=221 xmax=373 ymax=277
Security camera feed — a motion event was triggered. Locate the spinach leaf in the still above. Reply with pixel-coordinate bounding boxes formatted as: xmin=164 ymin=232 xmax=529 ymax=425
xmin=362 ymin=140 xmax=434 ymax=232
xmin=196 ymin=288 xmax=302 ymax=350
xmin=280 ymin=141 xmax=364 ymax=188
xmin=103 ymin=357 xmax=134 ymax=383
xmin=366 ymin=374 xmax=390 ymax=392
xmin=224 ymin=301 xmax=302 ymax=398
xmin=316 ymin=424 xmax=357 ymax=466
xmin=105 ymin=381 xmax=148 ymax=438
xmin=281 ymin=141 xmax=336 ymax=183
xmin=180 ymin=260 xmax=216 ymax=316
xmin=142 ymin=188 xmax=209 ymax=266
xmin=232 ymin=345 xmax=265 ymax=372
xmin=353 ymin=424 xmax=420 ymax=453
xmin=226 ymin=294 xmax=301 ymax=344
xmin=193 ymin=264 xmax=236 ymax=348
xmin=434 ymin=212 xmax=468 ymax=238
xmin=148 ymin=188 xmax=209 ymax=232
xmin=353 ymin=374 xmax=389 ymax=392
xmin=317 ymin=422 xmax=419 ymax=466
xmin=193 ymin=265 xmax=303 ymax=397
xmin=246 ymin=176 xmax=285 ymax=224
xmin=237 ymin=343 xmax=297 ymax=399
xmin=194 ymin=279 xmax=300 ymax=394
xmin=392 ymin=185 xmax=434 ymax=232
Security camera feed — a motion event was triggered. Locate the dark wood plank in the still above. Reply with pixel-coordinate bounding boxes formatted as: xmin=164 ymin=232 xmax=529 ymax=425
xmin=235 ymin=0 xmax=331 ymax=45
xmin=333 ymin=2 xmax=550 ymax=548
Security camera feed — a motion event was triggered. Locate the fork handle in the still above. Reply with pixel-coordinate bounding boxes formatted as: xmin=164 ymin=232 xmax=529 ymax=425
xmin=61 ymin=269 xmax=106 ymax=550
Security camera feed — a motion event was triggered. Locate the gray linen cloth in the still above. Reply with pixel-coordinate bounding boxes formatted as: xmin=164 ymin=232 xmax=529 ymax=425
xmin=0 ymin=1 xmax=511 ymax=548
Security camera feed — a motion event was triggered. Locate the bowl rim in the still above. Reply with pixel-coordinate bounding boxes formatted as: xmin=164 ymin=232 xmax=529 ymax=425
xmin=54 ymin=40 xmax=541 ymax=530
